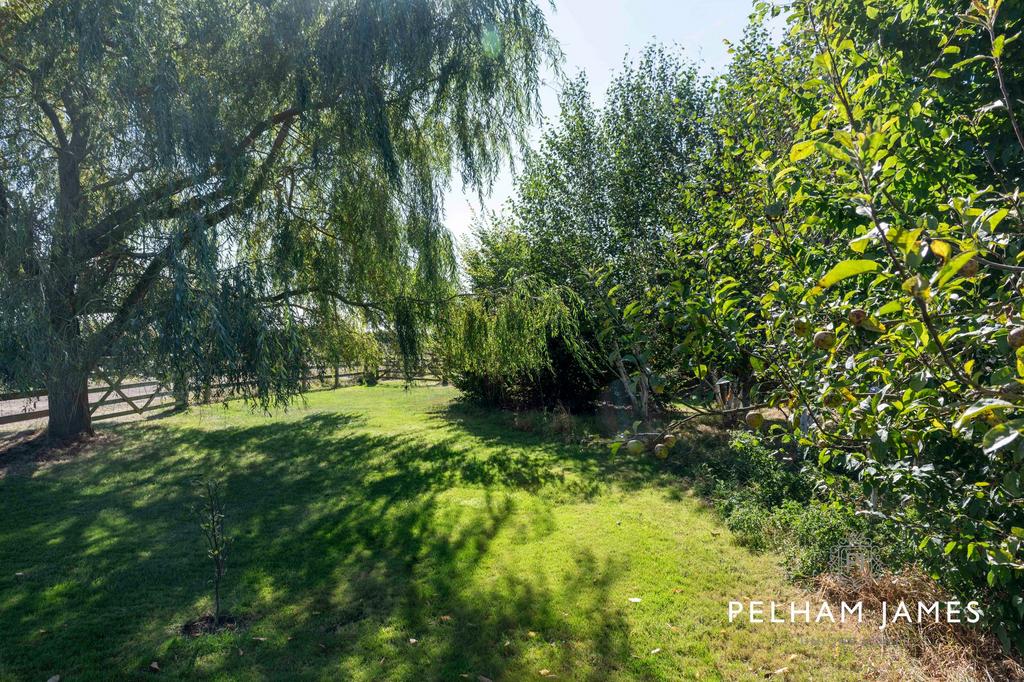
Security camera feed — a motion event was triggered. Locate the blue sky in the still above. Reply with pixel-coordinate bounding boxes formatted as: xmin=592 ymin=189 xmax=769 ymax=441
xmin=444 ymin=0 xmax=760 ymax=240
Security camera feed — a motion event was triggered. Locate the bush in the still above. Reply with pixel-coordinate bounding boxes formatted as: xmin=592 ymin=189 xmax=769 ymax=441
xmin=690 ymin=432 xmax=812 ymax=509
xmin=693 ymin=432 xmax=912 ymax=581
xmin=452 ymin=334 xmax=610 ymax=412
xmin=773 ymin=500 xmax=864 ymax=578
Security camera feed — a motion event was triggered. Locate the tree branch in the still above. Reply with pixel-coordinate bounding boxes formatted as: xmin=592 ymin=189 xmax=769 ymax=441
xmin=85 ymin=119 xmax=296 ymax=360
xmin=74 ymin=106 xmax=307 ymax=262
xmin=36 ymin=96 xmax=67 ymax=149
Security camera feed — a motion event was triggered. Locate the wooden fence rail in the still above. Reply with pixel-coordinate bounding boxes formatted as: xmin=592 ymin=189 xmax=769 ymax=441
xmin=0 ymin=365 xmax=441 ymax=428
xmin=0 ymin=378 xmax=177 ymax=427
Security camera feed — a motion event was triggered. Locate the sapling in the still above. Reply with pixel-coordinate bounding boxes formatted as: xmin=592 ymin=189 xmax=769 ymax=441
xmin=193 ymin=480 xmax=231 ymax=627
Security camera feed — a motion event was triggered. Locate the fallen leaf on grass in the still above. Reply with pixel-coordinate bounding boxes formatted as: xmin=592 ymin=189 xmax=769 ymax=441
xmin=149 ymin=661 xmax=160 ymax=672
xmin=252 ymin=636 xmax=267 ymax=642
xmin=628 ymin=597 xmax=642 ymax=603
xmin=767 ymin=667 xmax=789 ymax=678
xmin=46 ymin=676 xmax=60 ymax=682
xmin=650 ymin=648 xmax=661 ymax=655
xmin=409 ymin=638 xmax=418 ymax=644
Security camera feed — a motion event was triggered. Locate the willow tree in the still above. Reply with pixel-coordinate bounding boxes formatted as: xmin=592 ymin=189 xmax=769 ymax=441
xmin=0 ymin=0 xmax=555 ymax=440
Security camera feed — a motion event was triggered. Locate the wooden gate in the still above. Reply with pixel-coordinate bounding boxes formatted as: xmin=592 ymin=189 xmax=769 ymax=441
xmin=0 ymin=376 xmax=177 ymax=427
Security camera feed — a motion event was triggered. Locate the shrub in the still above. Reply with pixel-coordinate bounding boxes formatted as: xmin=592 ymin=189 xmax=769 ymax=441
xmin=451 ymin=334 xmax=609 ymax=412
xmin=773 ymin=500 xmax=864 ymax=578
xmin=725 ymin=500 xmax=775 ymax=551
xmin=694 ymin=433 xmax=911 ymax=581
xmin=687 ymin=432 xmax=813 ymax=510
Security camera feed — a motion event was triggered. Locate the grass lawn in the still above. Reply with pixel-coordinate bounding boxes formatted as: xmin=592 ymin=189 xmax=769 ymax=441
xmin=0 ymin=384 xmax=903 ymax=681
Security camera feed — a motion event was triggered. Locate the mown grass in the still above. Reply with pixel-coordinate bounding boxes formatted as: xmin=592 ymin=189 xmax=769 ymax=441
xmin=1 ymin=384 xmax=895 ymax=680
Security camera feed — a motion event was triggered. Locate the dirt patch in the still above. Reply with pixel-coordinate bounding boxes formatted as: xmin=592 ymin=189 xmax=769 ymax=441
xmin=0 ymin=430 xmax=116 ymax=478
xmin=181 ymin=614 xmax=246 ymax=638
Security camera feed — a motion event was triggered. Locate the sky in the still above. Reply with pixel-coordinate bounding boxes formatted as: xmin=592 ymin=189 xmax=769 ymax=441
xmin=443 ymin=0 xmax=762 ymax=241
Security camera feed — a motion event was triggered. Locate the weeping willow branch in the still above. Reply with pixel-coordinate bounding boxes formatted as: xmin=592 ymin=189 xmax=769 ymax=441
xmin=436 ymin=277 xmax=592 ymax=383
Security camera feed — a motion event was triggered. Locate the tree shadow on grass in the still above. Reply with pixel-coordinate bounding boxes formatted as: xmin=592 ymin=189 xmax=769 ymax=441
xmin=0 ymin=409 xmax=636 ymax=680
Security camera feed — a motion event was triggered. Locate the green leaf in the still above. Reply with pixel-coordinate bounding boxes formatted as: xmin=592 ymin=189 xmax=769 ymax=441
xmin=954 ymin=398 xmax=1013 ymax=431
xmin=765 ymin=200 xmax=787 ymax=219
xmin=952 ymin=55 xmax=987 ymax=70
xmin=861 ymin=317 xmax=886 ymax=333
xmin=815 ymin=142 xmax=850 ymax=163
xmin=982 ymin=422 xmax=1020 ymax=455
xmin=849 ymin=234 xmax=871 ymax=254
xmin=994 ymin=34 xmax=1005 ymax=58
xmin=818 ymin=259 xmax=880 ymax=288
xmin=989 ymin=208 xmax=1010 ymax=230
xmin=789 ymin=140 xmax=816 ymax=162
xmin=991 ymin=366 xmax=1016 ymax=386
xmin=876 ymin=301 xmax=902 ymax=316
xmin=934 ymin=250 xmax=977 ymax=288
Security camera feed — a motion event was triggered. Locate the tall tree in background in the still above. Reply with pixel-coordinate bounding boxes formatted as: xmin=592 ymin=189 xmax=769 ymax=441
xmin=490 ymin=48 xmax=713 ymax=418
xmin=0 ymin=0 xmax=555 ymax=440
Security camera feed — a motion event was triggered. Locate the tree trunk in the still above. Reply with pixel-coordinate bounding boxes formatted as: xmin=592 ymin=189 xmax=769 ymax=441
xmin=47 ymin=371 xmax=93 ymax=442
xmin=173 ymin=371 xmax=190 ymax=410
xmin=45 ymin=277 xmax=95 ymax=441
xmin=611 ymin=344 xmax=644 ymax=421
